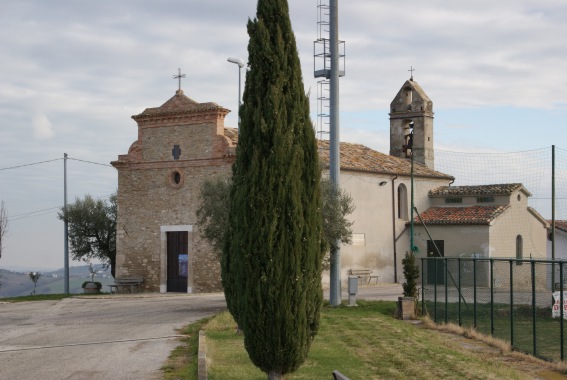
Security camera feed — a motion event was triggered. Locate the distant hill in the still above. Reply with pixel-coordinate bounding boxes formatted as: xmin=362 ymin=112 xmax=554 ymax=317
xmin=0 ymin=264 xmax=114 ymax=298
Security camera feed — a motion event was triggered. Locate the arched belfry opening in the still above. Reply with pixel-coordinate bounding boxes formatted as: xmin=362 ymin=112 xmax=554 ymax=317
xmin=403 ymin=87 xmax=413 ymax=110
xmin=389 ymin=77 xmax=435 ymax=169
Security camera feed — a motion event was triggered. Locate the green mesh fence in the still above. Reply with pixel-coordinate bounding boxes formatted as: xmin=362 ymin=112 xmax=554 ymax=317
xmin=421 ymin=258 xmax=567 ymax=362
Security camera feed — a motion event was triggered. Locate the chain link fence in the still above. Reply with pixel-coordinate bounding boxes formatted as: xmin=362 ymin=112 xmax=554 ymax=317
xmin=421 ymin=257 xmax=567 ymax=362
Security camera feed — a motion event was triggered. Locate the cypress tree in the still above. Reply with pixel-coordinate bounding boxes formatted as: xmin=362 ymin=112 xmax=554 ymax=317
xmin=221 ymin=0 xmax=324 ymax=378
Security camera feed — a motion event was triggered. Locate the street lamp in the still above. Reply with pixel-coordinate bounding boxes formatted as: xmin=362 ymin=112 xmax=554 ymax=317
xmin=227 ymin=57 xmax=244 ymax=125
xmin=406 ymin=121 xmax=417 ymax=253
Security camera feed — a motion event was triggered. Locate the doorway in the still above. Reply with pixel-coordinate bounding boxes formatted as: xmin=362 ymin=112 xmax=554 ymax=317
xmin=427 ymin=240 xmax=445 ymax=285
xmin=167 ymin=231 xmax=188 ymax=292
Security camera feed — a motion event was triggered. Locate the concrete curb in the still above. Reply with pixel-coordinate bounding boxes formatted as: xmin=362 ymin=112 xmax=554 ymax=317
xmin=198 ymin=330 xmax=207 ymax=380
xmin=71 ymin=292 xmax=225 ymax=300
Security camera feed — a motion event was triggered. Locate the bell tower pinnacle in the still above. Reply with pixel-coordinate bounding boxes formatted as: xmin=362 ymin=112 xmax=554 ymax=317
xmin=389 ymin=75 xmax=435 ymax=169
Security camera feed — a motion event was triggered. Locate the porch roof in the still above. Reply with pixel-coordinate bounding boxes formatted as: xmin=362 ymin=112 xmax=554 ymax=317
xmin=413 ymin=205 xmax=510 ymax=225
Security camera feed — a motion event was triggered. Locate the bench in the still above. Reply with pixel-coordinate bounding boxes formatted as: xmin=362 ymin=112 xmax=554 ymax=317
xmin=348 ymin=269 xmax=380 ymax=285
xmin=108 ymin=276 xmax=144 ymax=294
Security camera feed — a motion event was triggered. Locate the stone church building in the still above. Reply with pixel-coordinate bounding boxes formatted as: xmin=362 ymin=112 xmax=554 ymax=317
xmin=111 ymin=89 xmax=237 ymax=292
xmin=112 ymin=78 xmax=547 ymax=293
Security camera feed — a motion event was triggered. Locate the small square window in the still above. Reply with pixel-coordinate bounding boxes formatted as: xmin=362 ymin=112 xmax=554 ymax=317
xmin=445 ymin=197 xmax=462 ymax=204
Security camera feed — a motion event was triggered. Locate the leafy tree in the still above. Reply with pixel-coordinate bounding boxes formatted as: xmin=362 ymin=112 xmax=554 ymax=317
xmin=197 ymin=176 xmax=354 ymax=271
xmin=58 ymin=194 xmax=117 ymax=277
xmin=222 ymin=0 xmax=324 ymax=377
xmin=320 ymin=177 xmax=355 ymax=270
xmin=28 ymin=271 xmax=42 ymax=295
xmin=196 ymin=178 xmax=231 ymax=257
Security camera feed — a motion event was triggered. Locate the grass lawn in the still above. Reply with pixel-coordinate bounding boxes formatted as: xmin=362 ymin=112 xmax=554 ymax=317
xmin=164 ymin=300 xmax=565 ymax=379
xmin=0 ymin=294 xmax=73 ymax=302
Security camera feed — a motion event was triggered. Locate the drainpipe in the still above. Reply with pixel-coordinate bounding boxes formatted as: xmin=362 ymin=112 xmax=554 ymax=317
xmin=391 ymin=175 xmax=399 ymax=283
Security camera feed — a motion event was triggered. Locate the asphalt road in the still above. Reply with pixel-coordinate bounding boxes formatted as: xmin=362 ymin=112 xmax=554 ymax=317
xmin=0 ymin=284 xmax=402 ymax=380
xmin=0 ymin=293 xmax=226 ymax=380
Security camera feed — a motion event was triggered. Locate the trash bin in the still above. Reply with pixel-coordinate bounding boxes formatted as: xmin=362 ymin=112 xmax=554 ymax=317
xmin=348 ymin=275 xmax=358 ymax=306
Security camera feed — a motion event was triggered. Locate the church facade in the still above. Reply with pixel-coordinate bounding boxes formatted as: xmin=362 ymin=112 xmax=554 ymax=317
xmin=111 ymin=89 xmax=237 ymax=292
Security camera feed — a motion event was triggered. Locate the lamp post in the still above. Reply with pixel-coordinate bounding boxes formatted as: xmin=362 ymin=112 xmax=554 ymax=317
xmin=405 ymin=121 xmax=416 ymax=253
xmin=227 ymin=57 xmax=244 ymax=125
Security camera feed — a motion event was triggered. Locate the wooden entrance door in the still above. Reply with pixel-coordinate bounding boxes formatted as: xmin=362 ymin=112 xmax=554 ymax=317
xmin=427 ymin=240 xmax=445 ymax=285
xmin=167 ymin=231 xmax=188 ymax=292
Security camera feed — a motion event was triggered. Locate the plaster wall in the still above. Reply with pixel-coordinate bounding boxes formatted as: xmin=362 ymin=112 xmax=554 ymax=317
xmin=490 ymin=189 xmax=547 ymax=260
xmin=331 ymin=171 xmax=451 ymax=287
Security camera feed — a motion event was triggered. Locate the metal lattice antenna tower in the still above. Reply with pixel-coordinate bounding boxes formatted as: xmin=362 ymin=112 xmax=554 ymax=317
xmin=314 ymin=0 xmax=345 ymax=142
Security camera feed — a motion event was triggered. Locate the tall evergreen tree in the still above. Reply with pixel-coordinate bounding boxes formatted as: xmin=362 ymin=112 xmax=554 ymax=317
xmin=222 ymin=0 xmax=324 ymax=378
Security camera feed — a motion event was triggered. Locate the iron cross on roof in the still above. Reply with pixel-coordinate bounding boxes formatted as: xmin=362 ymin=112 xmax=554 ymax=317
xmin=408 ymin=66 xmax=415 ymax=81
xmin=172 ymin=68 xmax=186 ymax=91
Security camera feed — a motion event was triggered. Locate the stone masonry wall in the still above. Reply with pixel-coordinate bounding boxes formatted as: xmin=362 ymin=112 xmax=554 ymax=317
xmin=142 ymin=124 xmax=213 ymax=162
xmin=115 ymin=162 xmax=232 ymax=292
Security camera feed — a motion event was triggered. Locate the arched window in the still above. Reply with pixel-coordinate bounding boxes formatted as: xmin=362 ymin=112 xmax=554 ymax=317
xmin=403 ymin=86 xmax=413 ymax=109
xmin=398 ymin=184 xmax=408 ymax=220
xmin=516 ymin=235 xmax=523 ymax=265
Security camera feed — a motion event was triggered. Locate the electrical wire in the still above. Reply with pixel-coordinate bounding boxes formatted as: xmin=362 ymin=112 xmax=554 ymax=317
xmin=9 ymin=208 xmax=60 ymax=222
xmin=67 ymin=157 xmax=113 ymax=167
xmin=7 ymin=193 xmax=115 ymax=222
xmin=0 ymin=158 xmax=62 ymax=171
xmin=0 ymin=156 xmax=114 ymax=171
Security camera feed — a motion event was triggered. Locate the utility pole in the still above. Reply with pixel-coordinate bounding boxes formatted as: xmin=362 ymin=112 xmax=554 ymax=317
xmin=328 ymin=0 xmax=341 ymax=306
xmin=64 ymin=153 xmax=69 ymax=294
xmin=552 ymin=145 xmax=556 ymax=289
xmin=314 ymin=0 xmax=345 ymax=306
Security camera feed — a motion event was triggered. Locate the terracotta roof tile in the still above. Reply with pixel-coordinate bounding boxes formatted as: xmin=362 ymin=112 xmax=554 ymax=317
xmin=551 ymin=220 xmax=567 ymax=233
xmin=223 ymin=128 xmax=238 ymax=146
xmin=223 ymin=129 xmax=452 ymax=179
xmin=317 ymin=140 xmax=452 ymax=179
xmin=429 ymin=184 xmax=525 ymax=197
xmin=414 ymin=205 xmax=510 ymax=225
xmin=132 ymin=90 xmax=227 ymax=120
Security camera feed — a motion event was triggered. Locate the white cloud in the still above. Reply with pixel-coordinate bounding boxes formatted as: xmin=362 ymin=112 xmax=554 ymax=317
xmin=32 ymin=114 xmax=55 ymax=139
xmin=2 ymin=0 xmax=567 ymax=269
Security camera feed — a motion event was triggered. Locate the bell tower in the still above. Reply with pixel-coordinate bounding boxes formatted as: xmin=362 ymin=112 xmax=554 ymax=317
xmin=389 ymin=77 xmax=435 ymax=169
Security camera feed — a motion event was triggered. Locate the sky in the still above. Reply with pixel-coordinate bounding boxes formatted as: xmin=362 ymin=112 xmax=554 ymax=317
xmin=1 ymin=0 xmax=567 ymax=271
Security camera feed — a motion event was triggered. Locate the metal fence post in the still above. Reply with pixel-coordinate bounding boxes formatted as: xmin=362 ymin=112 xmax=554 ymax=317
xmin=510 ymin=260 xmax=514 ymax=347
xmin=473 ymin=258 xmax=477 ymax=328
xmin=434 ymin=258 xmax=438 ymax=323
xmin=445 ymin=258 xmax=448 ymax=324
xmin=421 ymin=258 xmax=425 ymax=316
xmin=458 ymin=258 xmax=462 ymax=326
xmin=490 ymin=259 xmax=494 ymax=336
xmin=531 ymin=260 xmax=537 ymax=357
xmin=561 ymin=262 xmax=564 ymax=361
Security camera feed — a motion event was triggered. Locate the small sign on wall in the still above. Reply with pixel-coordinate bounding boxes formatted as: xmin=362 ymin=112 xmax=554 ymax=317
xmin=552 ymin=291 xmax=567 ymax=319
xmin=352 ymin=233 xmax=365 ymax=246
